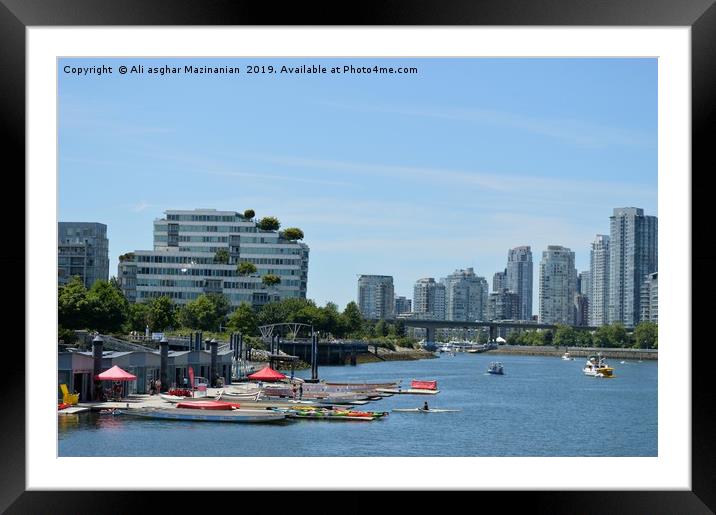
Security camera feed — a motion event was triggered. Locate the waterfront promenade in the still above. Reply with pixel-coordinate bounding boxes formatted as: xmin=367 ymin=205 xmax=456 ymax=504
xmin=487 ymin=345 xmax=657 ymax=360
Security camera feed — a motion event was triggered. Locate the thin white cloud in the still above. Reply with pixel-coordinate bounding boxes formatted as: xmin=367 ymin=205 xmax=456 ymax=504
xmin=317 ymin=100 xmax=654 ymax=149
xmin=129 ymin=201 xmax=154 ymax=213
xmin=134 ymin=150 xmax=355 ymax=188
xmin=242 ymin=152 xmax=656 ymax=201
xmin=202 ymin=169 xmax=353 ymax=188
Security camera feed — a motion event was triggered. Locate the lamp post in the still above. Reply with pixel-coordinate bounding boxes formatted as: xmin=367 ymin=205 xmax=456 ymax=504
xmin=209 ymin=338 xmax=218 ymax=387
xmin=159 ymin=336 xmax=169 ymax=393
xmin=92 ymin=334 xmax=104 ymax=400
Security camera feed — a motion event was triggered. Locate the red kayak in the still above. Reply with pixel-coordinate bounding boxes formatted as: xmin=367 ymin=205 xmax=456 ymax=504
xmin=176 ymin=401 xmax=240 ymax=410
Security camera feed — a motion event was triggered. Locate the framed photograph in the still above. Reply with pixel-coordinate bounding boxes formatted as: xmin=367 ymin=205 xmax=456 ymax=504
xmin=5 ymin=0 xmax=712 ymax=512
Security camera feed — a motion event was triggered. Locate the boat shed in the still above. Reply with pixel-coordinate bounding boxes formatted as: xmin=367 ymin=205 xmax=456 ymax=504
xmin=77 ymin=350 xmax=161 ymax=394
xmin=58 ymin=351 xmax=95 ymax=402
xmin=168 ymin=349 xmax=233 ymax=388
xmin=61 ymin=348 xmax=235 ymax=395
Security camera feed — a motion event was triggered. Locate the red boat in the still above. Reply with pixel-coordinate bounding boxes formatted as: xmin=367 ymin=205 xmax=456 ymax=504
xmin=175 ymin=401 xmax=240 ymax=410
xmin=410 ymin=379 xmax=438 ymax=390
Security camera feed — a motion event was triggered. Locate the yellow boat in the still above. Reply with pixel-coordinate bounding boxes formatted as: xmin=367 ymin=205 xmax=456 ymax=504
xmin=583 ymin=354 xmax=615 ymax=378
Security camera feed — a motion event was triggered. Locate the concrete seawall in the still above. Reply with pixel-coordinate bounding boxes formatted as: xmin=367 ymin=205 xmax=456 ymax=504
xmin=488 ymin=345 xmax=657 ymax=360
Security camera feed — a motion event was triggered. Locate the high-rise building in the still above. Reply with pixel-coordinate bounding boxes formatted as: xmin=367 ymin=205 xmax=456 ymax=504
xmin=357 ymin=275 xmax=395 ymax=319
xmin=573 ymin=294 xmax=589 ymax=326
xmin=117 ymin=253 xmax=137 ymax=303
xmin=120 ymin=209 xmax=309 ymax=309
xmin=394 ymin=296 xmax=412 ymax=315
xmin=589 ymin=234 xmax=610 ymax=327
xmin=441 ymin=267 xmax=489 ymax=322
xmin=486 ymin=291 xmax=520 ymax=321
xmin=58 ymin=222 xmax=109 ymax=289
xmin=640 ymin=272 xmax=658 ymax=323
xmin=413 ymin=278 xmax=446 ymax=320
xmin=492 ymin=269 xmax=507 ymax=293
xmin=608 ymin=207 xmax=658 ymax=327
xmin=539 ymin=245 xmax=577 ymax=324
xmin=506 ymin=246 xmax=533 ymax=320
xmin=578 ymin=271 xmax=591 ymax=298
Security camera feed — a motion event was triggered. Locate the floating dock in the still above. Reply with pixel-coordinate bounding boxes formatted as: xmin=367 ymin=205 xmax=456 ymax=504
xmin=58 ymin=406 xmax=90 ymax=415
xmin=118 ymin=407 xmax=287 ymax=423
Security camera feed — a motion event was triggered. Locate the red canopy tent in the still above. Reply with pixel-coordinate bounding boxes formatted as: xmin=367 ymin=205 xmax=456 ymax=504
xmin=95 ymin=365 xmax=137 ymax=381
xmin=95 ymin=366 xmax=137 ymax=401
xmin=247 ymin=366 xmax=286 ymax=382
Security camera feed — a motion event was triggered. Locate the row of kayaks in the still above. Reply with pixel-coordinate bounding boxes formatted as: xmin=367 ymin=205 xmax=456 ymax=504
xmin=273 ymin=407 xmax=390 ymax=421
xmin=118 ymin=403 xmax=391 ymax=423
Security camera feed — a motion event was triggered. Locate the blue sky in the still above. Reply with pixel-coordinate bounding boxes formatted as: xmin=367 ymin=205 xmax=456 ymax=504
xmin=58 ymin=58 xmax=657 ymax=312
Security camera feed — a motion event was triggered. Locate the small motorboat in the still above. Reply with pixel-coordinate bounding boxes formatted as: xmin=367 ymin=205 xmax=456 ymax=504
xmin=583 ymin=354 xmax=615 ymax=378
xmin=562 ymin=351 xmax=575 ymax=361
xmin=159 ymin=393 xmax=187 ymax=403
xmin=487 ymin=362 xmax=504 ymax=375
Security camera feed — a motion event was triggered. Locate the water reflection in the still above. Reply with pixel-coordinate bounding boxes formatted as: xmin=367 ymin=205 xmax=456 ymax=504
xmin=57 ymin=414 xmax=80 ymax=431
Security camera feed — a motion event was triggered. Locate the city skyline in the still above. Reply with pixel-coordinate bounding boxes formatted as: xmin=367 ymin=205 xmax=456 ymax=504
xmin=59 ymin=57 xmax=657 ymax=312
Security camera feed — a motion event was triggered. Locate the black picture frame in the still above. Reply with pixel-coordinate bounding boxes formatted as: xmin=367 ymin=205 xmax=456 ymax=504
xmin=2 ymin=1 xmax=713 ymax=512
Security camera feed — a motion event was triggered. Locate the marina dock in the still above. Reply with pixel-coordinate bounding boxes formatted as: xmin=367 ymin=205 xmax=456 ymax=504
xmin=61 ymin=386 xmax=397 ymax=413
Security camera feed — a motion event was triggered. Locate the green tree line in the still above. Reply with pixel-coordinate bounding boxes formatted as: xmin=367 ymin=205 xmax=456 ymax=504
xmin=506 ymin=322 xmax=658 ymax=349
xmin=58 ymin=277 xmax=417 ymax=347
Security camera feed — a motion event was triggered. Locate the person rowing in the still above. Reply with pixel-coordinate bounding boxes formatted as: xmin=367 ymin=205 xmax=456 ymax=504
xmin=422 ymin=401 xmax=429 ymax=411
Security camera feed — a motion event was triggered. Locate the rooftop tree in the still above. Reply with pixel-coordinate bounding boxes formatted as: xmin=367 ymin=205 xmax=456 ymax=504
xmin=237 ymin=261 xmax=258 ymax=276
xmin=214 ymin=248 xmax=230 ymax=264
xmin=257 ymin=216 xmax=280 ymax=231
xmin=282 ymin=227 xmax=304 ymax=241
xmin=243 ymin=209 xmax=255 ymax=220
xmin=262 ymin=274 xmax=281 ymax=287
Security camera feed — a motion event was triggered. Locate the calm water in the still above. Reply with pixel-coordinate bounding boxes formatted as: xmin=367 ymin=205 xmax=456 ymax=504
xmin=58 ymin=353 xmax=657 ymax=457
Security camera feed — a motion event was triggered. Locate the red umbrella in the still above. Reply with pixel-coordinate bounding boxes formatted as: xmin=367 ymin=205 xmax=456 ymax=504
xmin=247 ymin=366 xmax=286 ymax=382
xmin=95 ymin=365 xmax=137 ymax=381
